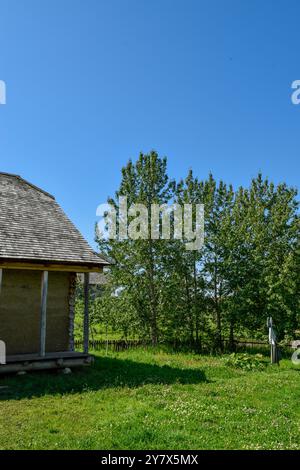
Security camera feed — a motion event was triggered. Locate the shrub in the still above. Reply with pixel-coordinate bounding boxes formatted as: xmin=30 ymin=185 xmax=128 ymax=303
xmin=225 ymin=353 xmax=266 ymax=371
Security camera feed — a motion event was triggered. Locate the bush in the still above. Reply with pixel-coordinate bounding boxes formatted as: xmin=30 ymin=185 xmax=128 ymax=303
xmin=225 ymin=353 xmax=266 ymax=371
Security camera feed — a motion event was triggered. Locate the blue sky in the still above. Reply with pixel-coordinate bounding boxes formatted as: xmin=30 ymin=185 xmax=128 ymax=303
xmin=0 ymin=0 xmax=299 ymax=246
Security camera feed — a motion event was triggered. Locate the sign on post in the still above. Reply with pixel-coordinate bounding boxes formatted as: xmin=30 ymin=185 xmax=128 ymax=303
xmin=0 ymin=340 xmax=6 ymax=365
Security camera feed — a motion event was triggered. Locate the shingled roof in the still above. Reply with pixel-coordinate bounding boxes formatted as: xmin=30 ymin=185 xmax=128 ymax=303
xmin=0 ymin=172 xmax=108 ymax=267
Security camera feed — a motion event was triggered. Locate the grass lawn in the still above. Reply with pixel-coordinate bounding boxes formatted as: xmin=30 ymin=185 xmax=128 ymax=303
xmin=0 ymin=348 xmax=299 ymax=450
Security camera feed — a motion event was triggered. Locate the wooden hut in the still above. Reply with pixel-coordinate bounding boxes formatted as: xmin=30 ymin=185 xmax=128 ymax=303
xmin=0 ymin=172 xmax=108 ymax=373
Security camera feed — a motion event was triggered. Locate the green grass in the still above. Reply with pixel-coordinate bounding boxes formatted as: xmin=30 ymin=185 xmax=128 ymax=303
xmin=0 ymin=348 xmax=299 ymax=450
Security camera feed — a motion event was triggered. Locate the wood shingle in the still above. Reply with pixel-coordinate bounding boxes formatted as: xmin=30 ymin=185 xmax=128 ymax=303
xmin=0 ymin=172 xmax=108 ymax=267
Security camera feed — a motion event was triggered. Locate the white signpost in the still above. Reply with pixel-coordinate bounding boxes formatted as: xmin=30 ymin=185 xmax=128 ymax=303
xmin=267 ymin=317 xmax=279 ymax=365
xmin=0 ymin=341 xmax=6 ymax=365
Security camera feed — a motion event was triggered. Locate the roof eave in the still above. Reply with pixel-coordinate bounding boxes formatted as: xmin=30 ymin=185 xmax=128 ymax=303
xmin=0 ymin=257 xmax=109 ymax=273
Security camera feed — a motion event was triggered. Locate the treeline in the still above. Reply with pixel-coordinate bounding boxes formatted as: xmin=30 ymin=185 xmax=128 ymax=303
xmin=82 ymin=151 xmax=299 ymax=350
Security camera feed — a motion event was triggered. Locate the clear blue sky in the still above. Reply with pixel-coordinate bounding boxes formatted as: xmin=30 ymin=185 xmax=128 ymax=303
xmin=0 ymin=0 xmax=299 ymax=246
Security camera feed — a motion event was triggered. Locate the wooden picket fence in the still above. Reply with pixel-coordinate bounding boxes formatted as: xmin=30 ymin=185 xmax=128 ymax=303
xmin=74 ymin=339 xmax=147 ymax=352
xmin=74 ymin=338 xmax=290 ymax=353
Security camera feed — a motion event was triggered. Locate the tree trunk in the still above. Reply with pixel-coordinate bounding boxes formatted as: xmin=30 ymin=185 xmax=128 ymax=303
xmin=185 ymin=272 xmax=194 ymax=348
xmin=215 ymin=306 xmax=223 ymax=352
xmin=193 ymin=255 xmax=201 ymax=352
xmin=213 ymin=257 xmax=223 ymax=352
xmin=148 ymin=239 xmax=158 ymax=345
xmin=229 ymin=320 xmax=235 ymax=352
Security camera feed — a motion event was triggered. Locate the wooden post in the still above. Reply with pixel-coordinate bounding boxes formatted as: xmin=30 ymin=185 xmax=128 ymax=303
xmin=0 ymin=268 xmax=2 ymax=295
xmin=68 ymin=273 xmax=77 ymax=352
xmin=40 ymin=271 xmax=48 ymax=357
xmin=83 ymin=272 xmax=90 ymax=354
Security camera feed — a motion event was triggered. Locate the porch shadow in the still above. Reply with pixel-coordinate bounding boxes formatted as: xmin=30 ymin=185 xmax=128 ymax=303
xmin=0 ymin=356 xmax=208 ymax=401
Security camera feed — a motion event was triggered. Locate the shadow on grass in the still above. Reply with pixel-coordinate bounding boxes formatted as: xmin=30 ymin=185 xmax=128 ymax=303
xmin=0 ymin=356 xmax=208 ymax=401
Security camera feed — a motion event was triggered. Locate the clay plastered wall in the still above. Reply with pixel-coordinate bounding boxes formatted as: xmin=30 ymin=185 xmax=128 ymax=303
xmin=0 ymin=269 xmax=71 ymax=355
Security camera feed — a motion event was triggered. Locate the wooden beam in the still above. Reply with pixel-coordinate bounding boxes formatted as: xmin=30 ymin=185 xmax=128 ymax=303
xmin=0 ymin=262 xmax=104 ymax=273
xmin=83 ymin=272 xmax=90 ymax=354
xmin=0 ymin=356 xmax=93 ymax=374
xmin=0 ymin=268 xmax=2 ymax=295
xmin=40 ymin=271 xmax=48 ymax=357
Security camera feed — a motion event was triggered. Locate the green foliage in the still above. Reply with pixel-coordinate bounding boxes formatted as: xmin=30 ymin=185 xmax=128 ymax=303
xmin=224 ymin=353 xmax=266 ymax=371
xmin=93 ymin=152 xmax=299 ymax=349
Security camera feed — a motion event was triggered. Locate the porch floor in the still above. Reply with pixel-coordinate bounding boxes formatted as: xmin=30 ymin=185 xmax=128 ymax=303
xmin=1 ymin=351 xmax=94 ymax=374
